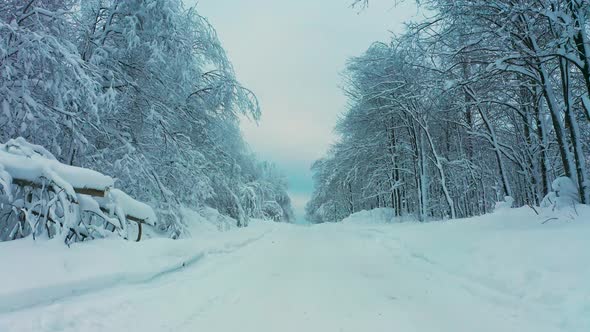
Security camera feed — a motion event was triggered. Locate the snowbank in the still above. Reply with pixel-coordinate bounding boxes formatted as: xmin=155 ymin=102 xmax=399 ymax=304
xmin=336 ymin=205 xmax=590 ymax=331
xmin=0 ymin=219 xmax=272 ymax=313
xmin=494 ymin=195 xmax=514 ymax=210
xmin=193 ymin=207 xmax=239 ymax=232
xmin=181 ymin=207 xmax=241 ymax=235
xmin=341 ymin=208 xmax=396 ymax=224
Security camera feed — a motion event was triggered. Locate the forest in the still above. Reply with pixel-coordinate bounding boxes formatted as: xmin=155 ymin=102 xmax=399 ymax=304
xmin=306 ymin=0 xmax=590 ymax=223
xmin=0 ymin=0 xmax=294 ymax=243
xmin=0 ymin=1 xmax=588 ymax=330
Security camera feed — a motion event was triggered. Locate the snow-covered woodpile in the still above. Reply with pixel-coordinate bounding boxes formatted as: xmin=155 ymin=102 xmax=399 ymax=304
xmin=0 ymin=138 xmax=157 ymax=244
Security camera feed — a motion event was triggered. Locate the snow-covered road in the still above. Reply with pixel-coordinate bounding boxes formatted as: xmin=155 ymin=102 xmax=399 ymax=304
xmin=1 ymin=210 xmax=588 ymax=332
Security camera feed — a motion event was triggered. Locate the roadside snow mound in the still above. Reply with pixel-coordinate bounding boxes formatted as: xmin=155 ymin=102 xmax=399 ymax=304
xmin=494 ymin=196 xmax=514 ymax=211
xmin=182 ymin=207 xmax=241 ymax=235
xmin=342 ymin=208 xmax=396 ymax=224
xmin=0 ymin=220 xmax=272 ymax=313
xmin=196 ymin=207 xmax=239 ymax=231
xmin=338 ymin=205 xmax=590 ymax=331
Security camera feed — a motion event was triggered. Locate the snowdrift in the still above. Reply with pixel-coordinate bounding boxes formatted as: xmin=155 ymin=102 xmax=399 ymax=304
xmin=341 ymin=208 xmax=397 ymax=224
xmin=333 ymin=205 xmax=590 ymax=331
xmin=0 ymin=220 xmax=273 ymax=313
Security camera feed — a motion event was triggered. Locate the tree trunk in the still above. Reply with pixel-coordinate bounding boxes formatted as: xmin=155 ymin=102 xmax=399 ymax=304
xmin=559 ymin=55 xmax=588 ymax=203
xmin=538 ymin=62 xmax=576 ymax=181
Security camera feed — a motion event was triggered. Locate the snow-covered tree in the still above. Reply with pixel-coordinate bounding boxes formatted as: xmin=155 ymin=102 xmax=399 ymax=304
xmin=1 ymin=0 xmax=293 ymax=242
xmin=308 ymin=0 xmax=590 ymax=222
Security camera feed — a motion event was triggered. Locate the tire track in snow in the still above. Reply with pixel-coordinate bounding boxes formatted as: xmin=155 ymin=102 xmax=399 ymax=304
xmin=358 ymin=226 xmax=561 ymax=328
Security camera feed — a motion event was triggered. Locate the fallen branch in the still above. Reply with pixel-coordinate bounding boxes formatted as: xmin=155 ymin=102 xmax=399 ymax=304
xmin=13 ymin=179 xmax=106 ymax=198
xmin=541 ymin=217 xmax=558 ymax=224
xmin=527 ymin=204 xmax=539 ymax=215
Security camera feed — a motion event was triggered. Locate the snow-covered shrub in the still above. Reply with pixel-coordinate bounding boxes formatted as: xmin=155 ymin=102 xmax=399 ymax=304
xmin=541 ymin=177 xmax=580 ymax=210
xmin=197 ymin=207 xmax=238 ymax=232
xmin=240 ymin=184 xmax=259 ymax=219
xmin=494 ymin=196 xmax=515 ymax=211
xmin=238 ymin=171 xmax=295 ymax=223
xmin=262 ymin=201 xmax=284 ymax=222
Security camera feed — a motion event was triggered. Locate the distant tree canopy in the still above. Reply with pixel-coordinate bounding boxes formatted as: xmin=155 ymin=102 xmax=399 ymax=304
xmin=307 ymin=0 xmax=590 ymax=223
xmin=0 ymin=0 xmax=294 ymax=238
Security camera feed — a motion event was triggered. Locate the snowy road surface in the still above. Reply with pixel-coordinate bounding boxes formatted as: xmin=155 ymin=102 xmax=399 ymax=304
xmin=1 ymin=211 xmax=588 ymax=332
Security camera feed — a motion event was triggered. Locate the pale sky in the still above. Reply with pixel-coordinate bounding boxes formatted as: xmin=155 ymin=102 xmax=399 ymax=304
xmin=193 ymin=0 xmax=419 ymax=221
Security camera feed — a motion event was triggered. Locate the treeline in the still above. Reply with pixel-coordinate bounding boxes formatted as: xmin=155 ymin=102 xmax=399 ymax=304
xmin=0 ymin=0 xmax=294 ymax=238
xmin=306 ymin=0 xmax=590 ymax=223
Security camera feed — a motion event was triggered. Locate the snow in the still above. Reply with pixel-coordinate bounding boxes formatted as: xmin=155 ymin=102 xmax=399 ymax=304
xmin=193 ymin=206 xmax=238 ymax=232
xmin=494 ymin=195 xmax=514 ymax=210
xmin=1 ymin=137 xmax=159 ymax=241
xmin=0 ymin=163 xmax=12 ymax=200
xmin=0 ymin=137 xmax=115 ymax=195
xmin=341 ymin=207 xmax=397 ymax=224
xmin=0 ymin=207 xmax=588 ymax=332
xmin=542 ymin=177 xmax=580 ymax=210
xmin=583 ymin=95 xmax=590 ymax=120
xmin=78 ymin=194 xmax=121 ymax=229
xmin=0 ymin=221 xmax=272 ymax=314
xmin=551 ymin=176 xmax=580 ymax=207
xmin=97 ymin=189 xmax=158 ymax=226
